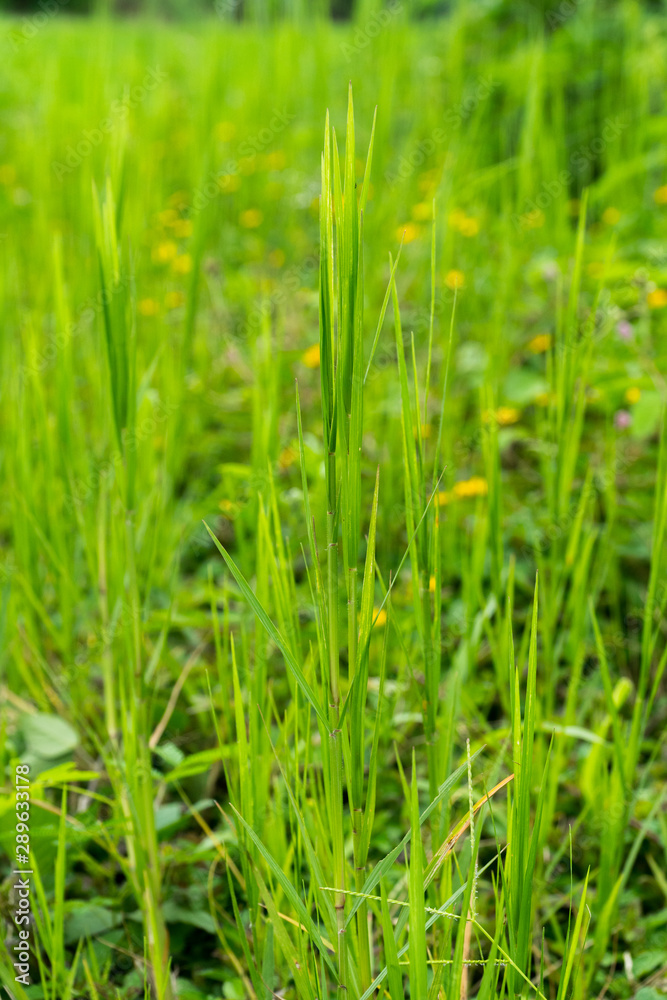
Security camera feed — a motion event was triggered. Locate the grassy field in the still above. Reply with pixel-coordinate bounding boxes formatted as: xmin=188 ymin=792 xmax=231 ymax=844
xmin=1 ymin=4 xmax=667 ymax=999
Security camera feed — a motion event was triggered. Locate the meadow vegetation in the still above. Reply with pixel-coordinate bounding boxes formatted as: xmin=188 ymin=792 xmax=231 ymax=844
xmin=1 ymin=4 xmax=667 ymax=999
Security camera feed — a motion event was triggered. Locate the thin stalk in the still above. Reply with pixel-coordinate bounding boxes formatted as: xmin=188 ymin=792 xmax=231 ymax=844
xmin=326 ymin=450 xmax=346 ymax=990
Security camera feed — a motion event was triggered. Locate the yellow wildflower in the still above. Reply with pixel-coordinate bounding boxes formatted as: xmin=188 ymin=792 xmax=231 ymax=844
xmin=302 ymin=344 xmax=320 ymax=368
xmin=268 ymin=249 xmax=286 ymax=268
xmin=239 ymin=156 xmax=256 ymax=176
xmin=495 ymin=406 xmax=521 ymax=426
xmin=418 ymin=168 xmax=440 ymax=193
xmin=172 ymin=218 xmax=193 ymax=238
xmin=458 ymin=216 xmax=480 ymax=237
xmin=602 ymin=207 xmax=621 ymax=225
xmin=158 ymin=208 xmax=178 ymax=226
xmin=429 ymin=575 xmax=436 ymax=593
xmin=648 ymin=288 xmax=667 ymax=309
xmin=168 ymin=190 xmax=190 ymax=209
xmin=278 ymin=446 xmax=298 ymax=470
xmin=453 ymin=477 xmax=488 ymax=499
xmin=240 ymin=208 xmax=263 ymax=228
xmin=522 ymin=209 xmax=545 ymax=229
xmin=528 ymin=333 xmax=552 ymax=353
xmin=266 ymin=150 xmax=286 ymax=170
xmin=412 ymin=201 xmax=433 ymax=222
xmin=218 ymin=173 xmax=241 ymax=193
xmin=398 ymin=223 xmax=420 ymax=244
xmin=153 ymin=240 xmax=178 ymax=263
xmin=653 ymin=185 xmax=667 ymax=205
xmin=373 ymin=608 xmax=387 ymax=627
xmin=138 ymin=298 xmax=159 ymax=317
xmin=215 ymin=121 xmax=237 ymax=141
xmin=625 ymin=386 xmax=641 ymax=404
xmin=0 ymin=164 xmax=16 ymax=185
xmin=445 ymin=269 xmax=465 ymax=290
xmin=437 ymin=491 xmax=451 ymax=506
xmin=172 ymin=254 xmax=192 ymax=275
xmin=165 ymin=290 xmax=185 ymax=309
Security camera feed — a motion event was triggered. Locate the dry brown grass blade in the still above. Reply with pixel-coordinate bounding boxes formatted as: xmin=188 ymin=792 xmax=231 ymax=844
xmin=427 ymin=772 xmax=514 ymax=882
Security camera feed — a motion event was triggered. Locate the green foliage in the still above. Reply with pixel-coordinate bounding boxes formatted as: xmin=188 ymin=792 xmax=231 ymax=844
xmin=1 ymin=5 xmax=667 ymax=1000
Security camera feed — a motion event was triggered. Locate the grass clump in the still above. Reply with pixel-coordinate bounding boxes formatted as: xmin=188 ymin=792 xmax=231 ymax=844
xmin=1 ymin=7 xmax=667 ymax=1000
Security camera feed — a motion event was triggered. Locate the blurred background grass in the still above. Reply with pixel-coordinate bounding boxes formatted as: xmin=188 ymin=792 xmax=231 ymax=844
xmin=2 ymin=2 xmax=667 ymax=998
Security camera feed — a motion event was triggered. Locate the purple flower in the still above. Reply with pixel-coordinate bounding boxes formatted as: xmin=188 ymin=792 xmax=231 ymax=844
xmin=614 ymin=409 xmax=632 ymax=430
xmin=617 ymin=320 xmax=633 ymax=341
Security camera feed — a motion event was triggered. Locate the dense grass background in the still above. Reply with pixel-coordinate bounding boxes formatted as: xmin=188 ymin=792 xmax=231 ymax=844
xmin=1 ymin=3 xmax=667 ymax=999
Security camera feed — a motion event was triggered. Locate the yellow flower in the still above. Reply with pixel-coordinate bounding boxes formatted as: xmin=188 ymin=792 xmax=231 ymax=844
xmin=398 ymin=223 xmax=420 ymax=244
xmin=625 ymin=386 xmax=641 ymax=404
xmin=215 ymin=121 xmax=237 ymax=142
xmin=0 ymin=164 xmax=16 ymax=185
xmin=448 ymin=209 xmax=466 ymax=227
xmin=587 ymin=261 xmax=605 ymax=279
xmin=153 ymin=240 xmax=178 ymax=263
xmin=268 ymin=248 xmax=286 ymax=268
xmin=445 ymin=269 xmax=465 ymax=290
xmin=429 ymin=575 xmax=436 ymax=593
xmin=495 ymin=406 xmax=521 ymax=426
xmin=239 ymin=156 xmax=256 ymax=176
xmin=522 ymin=209 xmax=545 ymax=229
xmin=278 ymin=446 xmax=298 ymax=470
xmin=436 ymin=491 xmax=451 ymax=506
xmin=648 ymin=288 xmax=667 ymax=309
xmin=453 ymin=476 xmax=488 ymax=499
xmin=418 ymin=168 xmax=440 ymax=193
xmin=265 ymin=150 xmax=286 ymax=170
xmin=138 ymin=298 xmax=160 ymax=317
xmin=165 ymin=290 xmax=185 ymax=309
xmin=240 ymin=208 xmax=263 ymax=228
xmin=302 ymin=344 xmax=320 ymax=368
xmin=459 ymin=216 xmax=480 ymax=237
xmin=412 ymin=201 xmax=433 ymax=222
xmin=158 ymin=208 xmax=178 ymax=226
xmin=172 ymin=254 xmax=192 ymax=275
xmin=602 ymin=207 xmax=621 ymax=225
xmin=373 ymin=608 xmax=387 ymax=627
xmin=217 ymin=173 xmax=241 ymax=193
xmin=528 ymin=333 xmax=552 ymax=353
xmin=172 ymin=218 xmax=193 ymax=238
xmin=168 ymin=190 xmax=190 ymax=209
xmin=653 ymin=185 xmax=667 ymax=205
